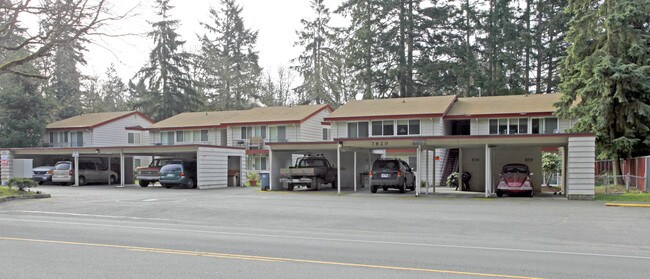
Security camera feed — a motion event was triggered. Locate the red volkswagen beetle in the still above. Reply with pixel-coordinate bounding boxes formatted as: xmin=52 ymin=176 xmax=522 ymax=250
xmin=496 ymin=164 xmax=533 ymax=197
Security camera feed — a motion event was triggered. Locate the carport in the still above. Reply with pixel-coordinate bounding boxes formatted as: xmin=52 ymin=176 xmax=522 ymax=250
xmin=0 ymin=145 xmax=245 ymax=189
xmin=268 ymin=133 xmax=595 ymax=200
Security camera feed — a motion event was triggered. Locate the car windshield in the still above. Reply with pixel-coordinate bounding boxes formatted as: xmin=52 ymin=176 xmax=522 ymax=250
xmin=504 ymin=165 xmax=528 ymax=174
xmin=373 ymin=160 xmax=399 ymax=171
xmin=298 ymin=159 xmax=326 ymax=167
xmin=160 ymin=164 xmax=182 ymax=172
xmin=54 ymin=162 xmax=71 ymax=170
xmin=152 ymin=159 xmax=182 ymax=167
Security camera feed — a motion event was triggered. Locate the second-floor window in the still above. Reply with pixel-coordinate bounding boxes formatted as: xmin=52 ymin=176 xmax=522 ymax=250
xmin=241 ymin=126 xmax=267 ymax=139
xmin=347 ymin=122 xmax=369 ymax=138
xmin=161 ymin=132 xmax=174 ymax=145
xmin=70 ymin=131 xmax=83 ymax=147
xmin=322 ymin=128 xmax=330 ymax=141
xmin=372 ymin=120 xmax=395 ymax=136
xmin=175 ymin=130 xmax=209 ymax=143
xmin=490 ymin=117 xmax=558 ymax=135
xmin=397 ymin=119 xmax=420 ymax=135
xmin=127 ymin=132 xmax=141 ymax=144
xmin=269 ymin=126 xmax=286 ymax=142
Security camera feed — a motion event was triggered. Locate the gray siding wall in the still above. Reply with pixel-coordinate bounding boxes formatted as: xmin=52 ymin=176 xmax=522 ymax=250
xmin=566 ymin=136 xmax=596 ymax=199
xmin=93 ymin=114 xmax=152 ymax=147
xmin=197 ymin=147 xmax=245 ymax=189
xmin=300 ymin=109 xmax=330 ymax=141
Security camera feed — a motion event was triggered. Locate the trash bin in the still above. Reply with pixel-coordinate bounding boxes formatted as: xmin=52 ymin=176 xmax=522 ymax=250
xmin=260 ymin=173 xmax=270 ymax=190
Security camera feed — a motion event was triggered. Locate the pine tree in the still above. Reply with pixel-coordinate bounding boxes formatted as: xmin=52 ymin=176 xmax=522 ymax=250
xmin=132 ymin=0 xmax=201 ymax=121
xmin=293 ymin=0 xmax=339 ymax=105
xmin=199 ymin=0 xmax=261 ymax=110
xmin=557 ymin=0 xmax=650 ymax=177
xmin=101 ymin=64 xmax=129 ymax=111
xmin=0 ymin=73 xmax=49 ymax=147
xmin=48 ymin=39 xmax=84 ymax=120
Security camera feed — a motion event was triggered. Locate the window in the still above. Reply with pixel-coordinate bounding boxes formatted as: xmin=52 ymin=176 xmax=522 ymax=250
xmin=201 ymin=130 xmax=209 ymax=142
xmin=498 ymin=119 xmax=508 ymax=134
xmin=383 ymin=120 xmax=394 ymax=135
xmin=489 ymin=119 xmax=498 ymax=134
xmin=241 ymin=127 xmax=248 ymax=139
xmin=269 ymin=126 xmax=287 ymax=142
xmin=193 ymin=130 xmax=200 ymax=142
xmin=397 ymin=119 xmax=421 ymax=135
xmin=519 ymin=118 xmax=528 ymax=134
xmin=397 ymin=120 xmax=408 ymax=135
xmin=71 ymin=131 xmax=83 ymax=147
xmin=372 ymin=121 xmax=382 ymax=136
xmin=247 ymin=156 xmax=268 ymax=171
xmin=322 ymin=128 xmax=330 ymax=141
xmin=347 ymin=122 xmax=368 ymax=138
xmin=184 ymin=131 xmax=192 ymax=142
xmin=532 ymin=119 xmax=541 ymax=134
xmin=544 ymin=118 xmax=558 ymax=134
xmin=63 ymin=131 xmax=69 ymax=143
xmin=509 ymin=118 xmax=519 ymax=134
xmin=161 ymin=132 xmax=174 ymax=145
xmin=409 ymin=120 xmax=420 ymax=135
xmin=127 ymin=132 xmax=141 ymax=144
xmin=49 ymin=132 xmax=54 ymax=143
xmin=176 ymin=131 xmax=183 ymax=142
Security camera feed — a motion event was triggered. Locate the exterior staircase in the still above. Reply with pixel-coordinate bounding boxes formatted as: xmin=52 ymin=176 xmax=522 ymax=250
xmin=439 ymin=149 xmax=459 ymax=186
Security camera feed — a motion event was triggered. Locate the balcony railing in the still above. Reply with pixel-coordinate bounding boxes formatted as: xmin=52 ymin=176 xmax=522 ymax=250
xmin=232 ymin=138 xmax=289 ymax=149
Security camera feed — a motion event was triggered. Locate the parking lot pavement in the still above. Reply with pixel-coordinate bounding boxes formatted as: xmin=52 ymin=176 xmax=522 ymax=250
xmin=1 ymin=184 xmax=649 ymax=278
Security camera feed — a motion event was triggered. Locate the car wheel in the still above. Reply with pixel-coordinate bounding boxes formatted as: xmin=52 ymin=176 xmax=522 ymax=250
xmin=78 ymin=176 xmax=86 ymax=186
xmin=288 ymin=184 xmax=294 ymax=191
xmin=312 ymin=178 xmax=322 ymax=191
xmin=38 ymin=181 xmax=44 ymax=185
xmin=110 ymin=175 xmax=117 ymax=184
xmin=186 ymin=179 xmax=195 ymax=189
xmin=331 ymin=180 xmax=337 ymax=189
xmin=139 ymin=180 xmax=149 ymax=187
xmin=496 ymin=189 xmax=503 ymax=197
xmin=162 ymin=184 xmax=171 ymax=189
xmin=528 ymin=190 xmax=534 ymax=198
xmin=382 ymin=186 xmax=388 ymax=192
xmin=399 ymin=181 xmax=406 ymax=193
xmin=371 ymin=185 xmax=377 ymax=193
xmin=409 ymin=182 xmax=415 ymax=191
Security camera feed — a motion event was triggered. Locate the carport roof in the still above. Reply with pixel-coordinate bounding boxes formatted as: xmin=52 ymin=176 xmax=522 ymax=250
xmin=46 ymin=111 xmax=154 ymax=129
xmin=445 ymin=94 xmax=561 ymax=118
xmin=268 ymin=133 xmax=594 ymax=151
xmin=324 ymin=95 xmax=457 ymax=121
xmin=4 ymin=144 xmax=245 ymax=156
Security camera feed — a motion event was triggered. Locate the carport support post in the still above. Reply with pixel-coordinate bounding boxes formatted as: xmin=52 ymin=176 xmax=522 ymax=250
xmin=425 ymin=149 xmax=429 ymax=195
xmin=337 ymin=143 xmax=341 ymax=195
xmin=458 ymin=148 xmax=463 ymax=190
xmin=416 ymin=145 xmax=421 ymax=197
xmin=485 ymin=144 xmax=491 ymax=197
xmin=118 ymin=151 xmax=125 ymax=187
xmin=74 ymin=155 xmax=79 ymax=186
xmin=353 ymin=151 xmax=357 ymax=192
xmin=107 ymin=156 xmax=112 ymax=185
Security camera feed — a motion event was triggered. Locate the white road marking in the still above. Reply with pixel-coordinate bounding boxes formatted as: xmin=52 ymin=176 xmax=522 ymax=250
xmin=8 ymin=210 xmax=179 ymax=222
xmin=141 ymin=199 xmax=158 ymax=202
xmin=0 ymin=216 xmax=649 ymax=261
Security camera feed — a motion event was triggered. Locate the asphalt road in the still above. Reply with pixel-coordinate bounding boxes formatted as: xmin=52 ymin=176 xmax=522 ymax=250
xmin=1 ymin=185 xmax=648 ymax=279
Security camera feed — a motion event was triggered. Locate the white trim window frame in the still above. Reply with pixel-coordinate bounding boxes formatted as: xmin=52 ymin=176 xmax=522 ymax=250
xmin=371 ymin=120 xmax=396 ymax=137
xmin=347 ymin=121 xmax=369 ymax=138
xmin=489 ymin=118 xmax=531 ymax=135
xmin=396 ymin=119 xmax=421 ymax=136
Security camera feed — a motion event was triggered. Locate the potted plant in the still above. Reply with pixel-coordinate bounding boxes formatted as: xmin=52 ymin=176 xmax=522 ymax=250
xmin=246 ymin=171 xmax=259 ymax=187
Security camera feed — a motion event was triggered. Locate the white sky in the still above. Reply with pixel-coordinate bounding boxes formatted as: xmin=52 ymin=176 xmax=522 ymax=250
xmin=81 ymin=0 xmax=344 ymax=82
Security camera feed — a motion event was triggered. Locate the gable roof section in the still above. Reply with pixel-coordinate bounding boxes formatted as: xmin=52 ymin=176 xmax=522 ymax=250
xmin=46 ymin=111 xmax=153 ymax=130
xmin=220 ymin=104 xmax=332 ymax=126
xmin=445 ymin=94 xmax=561 ymax=118
xmin=149 ymin=104 xmax=332 ymax=130
xmin=149 ymin=110 xmax=242 ymax=130
xmin=324 ymin=95 xmax=457 ymax=121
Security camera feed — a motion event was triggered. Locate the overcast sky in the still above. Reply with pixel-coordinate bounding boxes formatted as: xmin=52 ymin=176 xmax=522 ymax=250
xmin=80 ymin=0 xmax=344 ymax=83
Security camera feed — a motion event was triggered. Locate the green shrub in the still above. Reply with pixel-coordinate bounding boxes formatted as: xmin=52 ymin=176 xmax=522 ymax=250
xmin=8 ymin=178 xmax=38 ymax=191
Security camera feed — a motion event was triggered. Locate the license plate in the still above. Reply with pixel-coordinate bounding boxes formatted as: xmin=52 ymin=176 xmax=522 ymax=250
xmin=166 ymin=174 xmax=174 ymax=177
xmin=381 ymin=173 xmax=390 ymax=178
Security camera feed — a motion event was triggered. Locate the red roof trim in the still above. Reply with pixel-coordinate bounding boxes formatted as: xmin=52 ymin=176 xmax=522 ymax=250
xmin=441 ymin=95 xmax=459 ymax=117
xmin=4 ymin=144 xmax=245 ymax=152
xmin=267 ymin=141 xmax=337 ymax=146
xmin=125 ymin=125 xmax=147 ymax=131
xmin=221 ymin=120 xmax=301 ymax=127
xmin=152 ymin=125 xmax=224 ymax=131
xmin=444 ymin=112 xmax=554 ymax=119
xmin=334 ymin=133 xmax=594 ymax=142
xmin=321 ymin=121 xmax=331 ymax=125
xmin=46 ymin=112 xmax=155 ymax=131
xmin=323 ymin=113 xmax=444 ymax=122
xmin=299 ymin=104 xmax=333 ymax=123
xmin=246 ymin=149 xmax=270 ymax=155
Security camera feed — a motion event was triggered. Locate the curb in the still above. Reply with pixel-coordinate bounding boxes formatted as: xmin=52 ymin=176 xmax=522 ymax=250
xmin=0 ymin=193 xmax=51 ymax=203
xmin=605 ymin=203 xmax=650 ymax=208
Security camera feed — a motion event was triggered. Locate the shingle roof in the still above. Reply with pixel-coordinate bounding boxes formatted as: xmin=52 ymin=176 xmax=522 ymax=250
xmin=325 ymin=95 xmax=458 ymax=120
xmin=148 ymin=105 xmax=332 ymax=129
xmin=445 ymin=94 xmax=561 ymax=117
xmin=149 ymin=110 xmax=243 ymax=129
xmin=220 ymin=105 xmax=332 ymax=125
xmin=46 ymin=111 xmax=147 ymax=129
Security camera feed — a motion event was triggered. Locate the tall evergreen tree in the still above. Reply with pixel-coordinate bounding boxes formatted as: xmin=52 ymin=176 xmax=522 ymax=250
xmin=0 ymin=73 xmax=49 ymax=147
xmin=101 ymin=64 xmax=129 ymax=111
xmin=48 ymin=38 xmax=85 ymax=120
xmin=198 ymin=0 xmax=261 ymax=110
xmin=293 ymin=0 xmax=340 ymax=105
xmin=132 ymin=0 xmax=201 ymax=121
xmin=557 ymin=0 xmax=650 ymax=177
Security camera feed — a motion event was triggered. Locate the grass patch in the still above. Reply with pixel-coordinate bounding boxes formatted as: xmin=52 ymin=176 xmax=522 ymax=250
xmin=595 ymin=192 xmax=650 ymax=202
xmin=0 ymin=186 xmax=35 ymax=198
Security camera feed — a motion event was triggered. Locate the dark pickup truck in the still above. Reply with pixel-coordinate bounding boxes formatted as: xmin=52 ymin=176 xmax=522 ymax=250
xmin=280 ymin=155 xmax=337 ymax=191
